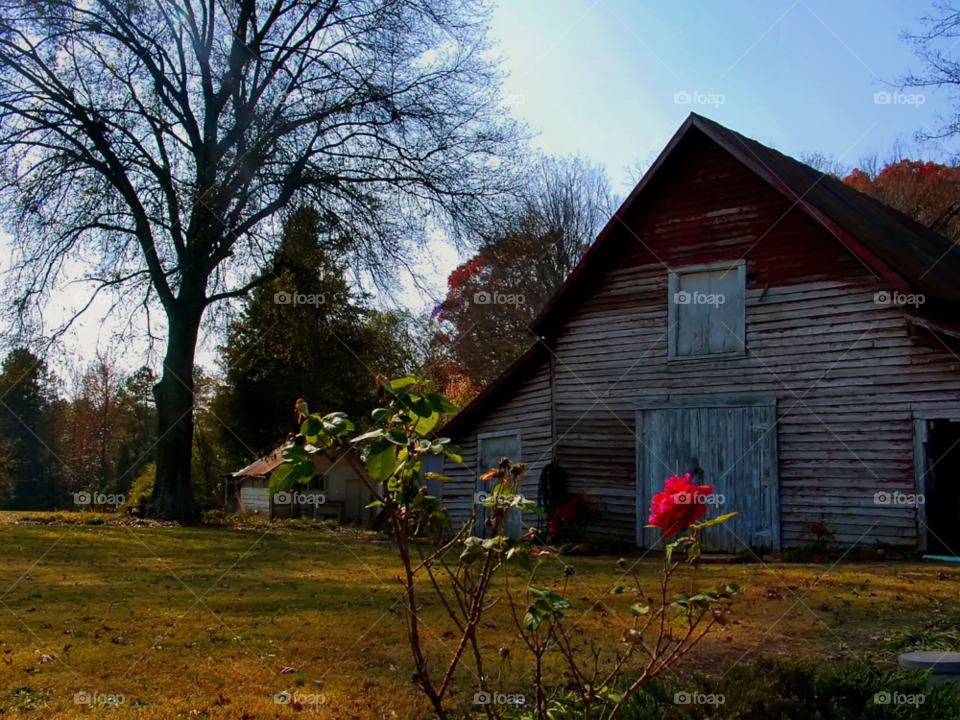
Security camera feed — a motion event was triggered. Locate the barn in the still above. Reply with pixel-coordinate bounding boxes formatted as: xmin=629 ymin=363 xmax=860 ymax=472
xmin=437 ymin=113 xmax=960 ymax=553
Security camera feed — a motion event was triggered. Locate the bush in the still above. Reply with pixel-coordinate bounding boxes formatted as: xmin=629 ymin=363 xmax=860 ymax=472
xmin=525 ymin=658 xmax=960 ymax=719
xmin=123 ymin=463 xmax=155 ymax=515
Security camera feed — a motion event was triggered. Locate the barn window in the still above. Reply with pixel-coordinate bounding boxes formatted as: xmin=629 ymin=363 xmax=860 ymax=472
xmin=667 ymin=261 xmax=746 ymax=359
xmin=305 ymin=474 xmax=325 ymax=491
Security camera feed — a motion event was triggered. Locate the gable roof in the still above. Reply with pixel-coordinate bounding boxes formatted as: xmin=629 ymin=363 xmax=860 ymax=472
xmin=442 ymin=113 xmax=960 ymax=437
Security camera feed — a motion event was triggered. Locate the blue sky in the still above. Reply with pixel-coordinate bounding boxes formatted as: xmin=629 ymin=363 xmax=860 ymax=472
xmin=490 ymin=0 xmax=954 ymax=193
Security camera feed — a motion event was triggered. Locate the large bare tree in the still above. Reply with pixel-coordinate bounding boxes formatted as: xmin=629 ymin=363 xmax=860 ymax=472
xmin=0 ymin=0 xmax=520 ymax=516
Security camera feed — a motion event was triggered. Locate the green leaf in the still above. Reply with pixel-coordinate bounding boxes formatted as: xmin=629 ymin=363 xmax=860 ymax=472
xmin=352 ymin=429 xmax=385 ymax=443
xmin=282 ymin=445 xmax=310 ymax=463
xmin=606 ymin=692 xmax=623 ymax=705
xmin=517 ymin=501 xmax=546 ymax=517
xmin=268 ymin=464 xmax=296 ymax=495
xmin=505 ymin=547 xmax=531 ymax=571
xmin=365 ymin=500 xmax=384 ymax=509
xmin=371 ymin=408 xmax=391 ymax=423
xmin=692 ymin=512 xmax=738 ymax=530
xmin=423 ymin=472 xmax=453 ymax=482
xmin=529 ymin=587 xmax=571 ymax=610
xmin=385 ymin=429 xmax=408 ymax=446
xmin=366 ymin=440 xmax=397 ymax=482
xmin=301 ymin=415 xmax=322 ymax=437
xmin=442 ymin=444 xmax=462 ymax=463
xmin=425 ymin=393 xmax=458 ymax=415
xmin=321 ymin=415 xmax=351 ymax=436
xmin=393 ymin=393 xmax=433 ymax=419
xmin=522 ymin=610 xmax=542 ymax=633
xmin=291 ymin=461 xmax=315 ymax=482
xmin=390 ymin=376 xmax=418 ymax=390
xmin=630 ymin=603 xmax=651 ymax=616
xmin=412 ymin=410 xmax=438 ymax=436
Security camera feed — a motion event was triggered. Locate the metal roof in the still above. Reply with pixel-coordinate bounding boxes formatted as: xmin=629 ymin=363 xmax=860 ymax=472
xmin=231 ymin=443 xmax=325 ymax=478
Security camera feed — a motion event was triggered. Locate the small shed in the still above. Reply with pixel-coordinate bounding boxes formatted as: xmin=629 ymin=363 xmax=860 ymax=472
xmin=228 ymin=444 xmax=376 ymax=524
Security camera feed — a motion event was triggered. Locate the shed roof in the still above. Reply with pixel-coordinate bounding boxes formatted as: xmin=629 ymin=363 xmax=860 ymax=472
xmin=442 ymin=113 xmax=960 ymax=438
xmin=231 ymin=443 xmax=327 ymax=478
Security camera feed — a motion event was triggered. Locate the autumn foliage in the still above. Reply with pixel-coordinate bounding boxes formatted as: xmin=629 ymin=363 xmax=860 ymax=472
xmin=842 ymin=160 xmax=960 ymax=242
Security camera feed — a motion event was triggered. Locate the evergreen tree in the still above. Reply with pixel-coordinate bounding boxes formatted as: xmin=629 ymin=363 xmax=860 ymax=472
xmin=214 ymin=206 xmax=421 ymax=466
xmin=0 ymin=349 xmax=59 ymax=509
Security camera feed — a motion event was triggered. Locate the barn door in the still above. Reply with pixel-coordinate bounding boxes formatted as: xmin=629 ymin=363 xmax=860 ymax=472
xmin=636 ymin=399 xmax=779 ymax=552
xmin=476 ymin=432 xmax=522 ymax=539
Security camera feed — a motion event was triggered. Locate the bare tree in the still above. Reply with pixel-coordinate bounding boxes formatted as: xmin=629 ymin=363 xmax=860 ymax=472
xmin=903 ymin=2 xmax=960 ymax=146
xmin=433 ymin=154 xmax=613 ymax=387
xmin=516 ymin=154 xmax=616 ymax=295
xmin=0 ymin=0 xmax=521 ymax=516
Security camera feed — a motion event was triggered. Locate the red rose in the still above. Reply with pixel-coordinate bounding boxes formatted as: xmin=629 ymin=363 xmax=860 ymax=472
xmin=648 ymin=474 xmax=713 ymax=536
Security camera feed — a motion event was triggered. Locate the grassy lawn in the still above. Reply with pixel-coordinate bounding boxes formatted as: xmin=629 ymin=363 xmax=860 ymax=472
xmin=2 ymin=515 xmax=959 ymax=718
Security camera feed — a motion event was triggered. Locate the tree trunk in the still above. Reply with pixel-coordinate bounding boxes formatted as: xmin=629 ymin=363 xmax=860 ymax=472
xmin=150 ymin=307 xmax=203 ymax=518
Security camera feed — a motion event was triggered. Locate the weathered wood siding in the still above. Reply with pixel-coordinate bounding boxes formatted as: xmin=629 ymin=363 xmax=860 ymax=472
xmin=448 ymin=129 xmax=960 ymax=547
xmin=443 ymin=355 xmax=553 ymax=535
xmin=240 ymin=478 xmax=270 ymax=517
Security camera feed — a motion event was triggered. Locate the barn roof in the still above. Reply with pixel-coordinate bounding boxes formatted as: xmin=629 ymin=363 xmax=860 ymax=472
xmin=442 ymin=113 xmax=960 ymax=437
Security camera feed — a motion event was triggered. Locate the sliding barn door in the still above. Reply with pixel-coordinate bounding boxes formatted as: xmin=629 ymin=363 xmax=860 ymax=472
xmin=636 ymin=399 xmax=779 ymax=552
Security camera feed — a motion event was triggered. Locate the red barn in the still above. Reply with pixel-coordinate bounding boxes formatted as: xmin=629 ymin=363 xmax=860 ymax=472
xmin=438 ymin=113 xmax=960 ymax=553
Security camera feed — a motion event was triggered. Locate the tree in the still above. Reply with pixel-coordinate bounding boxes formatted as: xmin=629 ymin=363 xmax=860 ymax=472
xmin=114 ymin=366 xmax=158 ymax=495
xmin=843 ymin=160 xmax=960 ymax=242
xmin=903 ymin=3 xmax=960 ymax=141
xmin=0 ymin=0 xmax=521 ymax=517
xmin=433 ymin=154 xmax=612 ymax=388
xmin=213 ymin=205 xmax=424 ymax=466
xmin=0 ymin=349 xmax=59 ymax=509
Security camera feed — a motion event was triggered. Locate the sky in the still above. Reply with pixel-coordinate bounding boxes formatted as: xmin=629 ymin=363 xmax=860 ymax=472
xmin=6 ymin=0 xmax=958 ymax=374
xmin=489 ymin=0 xmax=953 ymax=189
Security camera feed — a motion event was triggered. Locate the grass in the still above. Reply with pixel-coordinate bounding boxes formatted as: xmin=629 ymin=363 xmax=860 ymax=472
xmin=2 ymin=514 xmax=960 ymax=718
